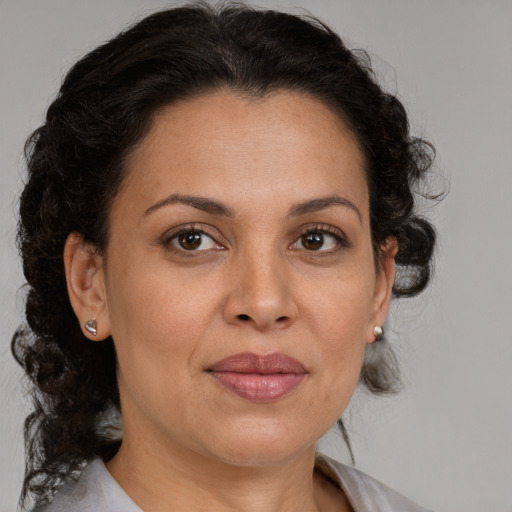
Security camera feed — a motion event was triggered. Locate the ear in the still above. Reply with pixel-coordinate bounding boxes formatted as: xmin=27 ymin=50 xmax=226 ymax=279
xmin=63 ymin=232 xmax=110 ymax=341
xmin=367 ymin=237 xmax=398 ymax=343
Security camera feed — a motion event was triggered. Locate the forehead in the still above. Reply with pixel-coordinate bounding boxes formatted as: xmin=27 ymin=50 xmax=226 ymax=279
xmin=119 ymin=89 xmax=369 ymax=219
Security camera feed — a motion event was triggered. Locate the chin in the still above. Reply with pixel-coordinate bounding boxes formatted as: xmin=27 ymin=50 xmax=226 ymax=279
xmin=199 ymin=419 xmax=320 ymax=468
xmin=213 ymin=444 xmax=313 ymax=468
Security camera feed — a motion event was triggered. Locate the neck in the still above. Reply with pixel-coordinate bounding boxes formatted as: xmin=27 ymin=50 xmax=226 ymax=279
xmin=107 ymin=436 xmax=327 ymax=512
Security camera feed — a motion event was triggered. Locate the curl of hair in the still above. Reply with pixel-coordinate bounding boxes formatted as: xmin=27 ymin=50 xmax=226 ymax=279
xmin=12 ymin=2 xmax=439 ymax=508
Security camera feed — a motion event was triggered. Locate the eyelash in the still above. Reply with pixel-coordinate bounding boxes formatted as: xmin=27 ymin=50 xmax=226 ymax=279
xmin=159 ymin=224 xmax=350 ymax=255
xmin=159 ymin=224 xmax=222 ymax=255
xmin=294 ymin=224 xmax=350 ymax=252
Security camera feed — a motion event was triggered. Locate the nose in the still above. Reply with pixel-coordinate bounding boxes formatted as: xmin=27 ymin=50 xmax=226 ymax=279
xmin=223 ymin=250 xmax=298 ymax=331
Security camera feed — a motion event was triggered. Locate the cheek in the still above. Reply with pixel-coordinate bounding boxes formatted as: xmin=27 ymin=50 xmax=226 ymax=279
xmin=104 ymin=258 xmax=223 ymax=430
xmin=302 ymin=267 xmax=375 ymax=396
xmin=108 ymin=246 xmax=216 ymax=327
xmin=104 ymin=253 xmax=222 ymax=381
xmin=305 ymin=259 xmax=376 ymax=339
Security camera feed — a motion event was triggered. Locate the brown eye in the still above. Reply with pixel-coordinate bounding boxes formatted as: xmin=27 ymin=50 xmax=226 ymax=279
xmin=301 ymin=232 xmax=324 ymax=251
xmin=178 ymin=231 xmax=202 ymax=250
xmin=168 ymin=230 xmax=220 ymax=251
xmin=291 ymin=230 xmax=342 ymax=252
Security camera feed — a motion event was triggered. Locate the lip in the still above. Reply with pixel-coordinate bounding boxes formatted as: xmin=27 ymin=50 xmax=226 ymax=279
xmin=207 ymin=352 xmax=307 ymax=402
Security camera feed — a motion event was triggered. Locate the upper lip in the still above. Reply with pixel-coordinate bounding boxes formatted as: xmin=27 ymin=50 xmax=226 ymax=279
xmin=208 ymin=352 xmax=307 ymax=374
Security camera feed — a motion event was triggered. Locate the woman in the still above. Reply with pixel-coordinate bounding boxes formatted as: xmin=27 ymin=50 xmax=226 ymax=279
xmin=12 ymin=3 xmax=436 ymax=511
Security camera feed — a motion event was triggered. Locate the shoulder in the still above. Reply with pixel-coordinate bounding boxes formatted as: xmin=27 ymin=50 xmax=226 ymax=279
xmin=315 ymin=453 xmax=434 ymax=512
xmin=32 ymin=459 xmax=141 ymax=512
xmin=32 ymin=466 xmax=91 ymax=512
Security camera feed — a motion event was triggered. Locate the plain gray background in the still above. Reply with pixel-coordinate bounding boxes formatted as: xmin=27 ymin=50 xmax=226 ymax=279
xmin=1 ymin=1 xmax=511 ymax=511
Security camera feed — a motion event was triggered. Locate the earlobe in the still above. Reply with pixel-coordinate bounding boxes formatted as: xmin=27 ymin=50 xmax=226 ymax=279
xmin=368 ymin=237 xmax=398 ymax=343
xmin=63 ymin=232 xmax=110 ymax=340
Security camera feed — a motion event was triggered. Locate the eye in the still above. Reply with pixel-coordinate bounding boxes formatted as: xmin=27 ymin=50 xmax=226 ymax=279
xmin=297 ymin=232 xmax=337 ymax=251
xmin=167 ymin=229 xmax=222 ymax=251
xmin=290 ymin=227 xmax=347 ymax=252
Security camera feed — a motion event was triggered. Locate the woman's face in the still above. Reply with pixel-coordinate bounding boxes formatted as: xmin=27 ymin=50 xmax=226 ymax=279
xmin=90 ymin=90 xmax=395 ymax=466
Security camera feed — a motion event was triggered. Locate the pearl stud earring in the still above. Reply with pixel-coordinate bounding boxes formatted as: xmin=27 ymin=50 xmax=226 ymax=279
xmin=84 ymin=319 xmax=97 ymax=336
xmin=373 ymin=325 xmax=383 ymax=341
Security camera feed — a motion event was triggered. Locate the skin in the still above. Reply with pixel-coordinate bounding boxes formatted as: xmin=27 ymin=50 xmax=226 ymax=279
xmin=65 ymin=90 xmax=397 ymax=512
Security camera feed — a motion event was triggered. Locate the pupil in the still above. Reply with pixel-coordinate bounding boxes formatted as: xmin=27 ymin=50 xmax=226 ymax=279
xmin=303 ymin=232 xmax=323 ymax=250
xmin=179 ymin=231 xmax=201 ymax=250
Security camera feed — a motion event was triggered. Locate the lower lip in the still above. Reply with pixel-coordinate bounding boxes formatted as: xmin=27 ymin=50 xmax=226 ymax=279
xmin=209 ymin=372 xmax=305 ymax=402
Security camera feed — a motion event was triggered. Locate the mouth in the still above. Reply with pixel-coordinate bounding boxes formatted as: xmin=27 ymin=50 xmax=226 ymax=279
xmin=207 ymin=352 xmax=307 ymax=402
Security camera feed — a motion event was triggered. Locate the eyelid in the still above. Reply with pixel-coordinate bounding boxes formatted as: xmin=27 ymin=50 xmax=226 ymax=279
xmin=291 ymin=223 xmax=351 ymax=250
xmin=159 ymin=223 xmax=226 ymax=251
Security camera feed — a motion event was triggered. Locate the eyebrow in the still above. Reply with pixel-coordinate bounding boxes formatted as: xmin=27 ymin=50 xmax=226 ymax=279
xmin=289 ymin=195 xmax=362 ymax=223
xmin=144 ymin=193 xmax=361 ymax=222
xmin=145 ymin=194 xmax=235 ymax=217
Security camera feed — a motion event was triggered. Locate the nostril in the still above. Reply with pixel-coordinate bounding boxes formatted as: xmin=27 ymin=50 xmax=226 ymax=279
xmin=276 ymin=316 xmax=289 ymax=323
xmin=238 ymin=314 xmax=251 ymax=321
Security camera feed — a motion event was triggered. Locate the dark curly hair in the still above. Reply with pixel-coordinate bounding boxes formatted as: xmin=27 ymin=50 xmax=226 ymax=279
xmin=12 ymin=2 xmax=437 ymax=509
